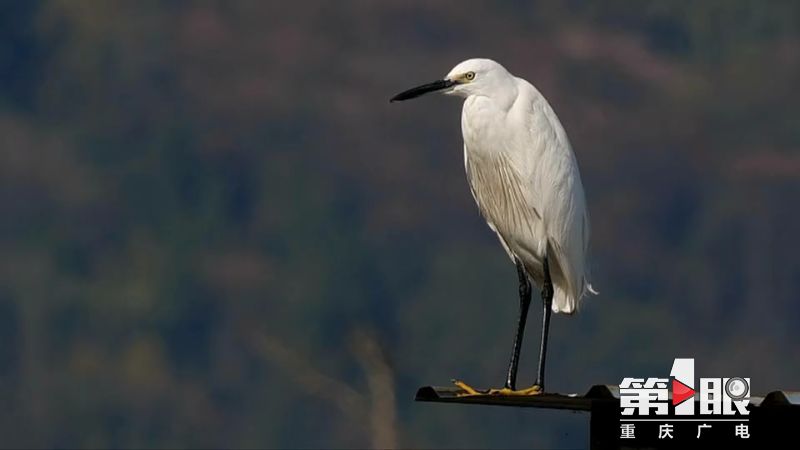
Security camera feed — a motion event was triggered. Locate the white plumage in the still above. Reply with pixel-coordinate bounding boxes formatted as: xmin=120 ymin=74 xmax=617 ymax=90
xmin=391 ymin=57 xmax=597 ymax=392
xmin=449 ymin=58 xmax=597 ymax=314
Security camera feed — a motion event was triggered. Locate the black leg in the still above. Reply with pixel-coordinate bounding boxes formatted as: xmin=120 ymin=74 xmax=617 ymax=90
xmin=535 ymin=255 xmax=554 ymax=390
xmin=504 ymin=258 xmax=531 ymax=390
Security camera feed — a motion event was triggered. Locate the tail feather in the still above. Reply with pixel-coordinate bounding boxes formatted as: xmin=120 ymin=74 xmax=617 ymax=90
xmin=552 ymin=284 xmax=576 ymax=314
xmin=551 ymin=278 xmax=598 ymax=315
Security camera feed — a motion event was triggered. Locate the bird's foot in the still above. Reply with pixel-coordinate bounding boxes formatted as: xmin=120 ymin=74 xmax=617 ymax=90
xmin=452 ymin=379 xmax=484 ymax=395
xmin=452 ymin=379 xmax=543 ymax=396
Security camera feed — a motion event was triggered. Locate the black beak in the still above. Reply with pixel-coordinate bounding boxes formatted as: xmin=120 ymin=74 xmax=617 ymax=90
xmin=390 ymin=79 xmax=456 ymax=102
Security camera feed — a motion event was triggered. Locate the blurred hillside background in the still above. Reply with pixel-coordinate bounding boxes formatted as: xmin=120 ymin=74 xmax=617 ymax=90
xmin=1 ymin=1 xmax=799 ymax=448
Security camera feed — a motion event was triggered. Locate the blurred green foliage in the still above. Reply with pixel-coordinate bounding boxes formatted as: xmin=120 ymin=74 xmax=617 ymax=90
xmin=0 ymin=1 xmax=799 ymax=448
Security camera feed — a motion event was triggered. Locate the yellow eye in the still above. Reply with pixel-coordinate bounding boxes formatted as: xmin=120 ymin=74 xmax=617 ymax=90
xmin=465 ymin=71 xmax=475 ymax=80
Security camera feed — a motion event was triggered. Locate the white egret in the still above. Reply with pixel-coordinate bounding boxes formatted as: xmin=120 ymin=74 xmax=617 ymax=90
xmin=391 ymin=58 xmax=597 ymax=394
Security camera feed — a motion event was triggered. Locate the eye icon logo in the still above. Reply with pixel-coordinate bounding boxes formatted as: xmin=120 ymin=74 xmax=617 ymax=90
xmin=726 ymin=377 xmax=749 ymax=400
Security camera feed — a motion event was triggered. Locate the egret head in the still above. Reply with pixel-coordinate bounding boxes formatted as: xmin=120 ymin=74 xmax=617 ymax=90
xmin=390 ymin=58 xmax=514 ymax=102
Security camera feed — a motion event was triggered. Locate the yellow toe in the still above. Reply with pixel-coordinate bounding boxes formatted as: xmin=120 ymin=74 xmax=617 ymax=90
xmin=452 ymin=380 xmax=543 ymax=396
xmin=506 ymin=384 xmax=543 ymax=396
xmin=452 ymin=379 xmax=483 ymax=396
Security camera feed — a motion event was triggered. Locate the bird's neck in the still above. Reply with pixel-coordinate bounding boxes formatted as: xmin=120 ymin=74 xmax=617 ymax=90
xmin=475 ymin=81 xmax=518 ymax=112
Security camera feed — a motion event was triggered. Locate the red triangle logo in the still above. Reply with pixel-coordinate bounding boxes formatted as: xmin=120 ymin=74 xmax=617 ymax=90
xmin=672 ymin=379 xmax=695 ymax=406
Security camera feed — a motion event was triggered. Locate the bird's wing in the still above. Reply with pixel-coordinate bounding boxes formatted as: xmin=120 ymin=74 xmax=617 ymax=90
xmin=519 ymin=83 xmax=594 ymax=309
xmin=463 ymin=144 xmax=518 ymax=260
